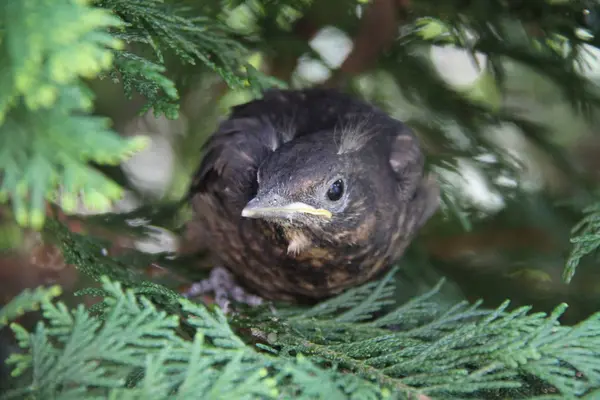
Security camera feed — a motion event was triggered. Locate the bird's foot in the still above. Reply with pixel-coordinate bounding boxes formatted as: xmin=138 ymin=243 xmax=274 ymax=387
xmin=183 ymin=266 xmax=265 ymax=314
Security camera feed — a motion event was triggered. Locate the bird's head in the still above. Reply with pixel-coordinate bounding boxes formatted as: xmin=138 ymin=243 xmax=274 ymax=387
xmin=240 ymin=131 xmax=391 ymax=237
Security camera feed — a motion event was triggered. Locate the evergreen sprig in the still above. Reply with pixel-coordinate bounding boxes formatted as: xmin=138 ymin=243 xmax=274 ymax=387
xmin=109 ymin=51 xmax=180 ymax=119
xmin=0 ymin=286 xmax=62 ymax=329
xmin=565 ymin=202 xmax=600 ymax=283
xmin=3 ymin=265 xmax=599 ymax=399
xmin=0 ymin=0 xmax=149 ymax=229
xmin=96 ymin=0 xmax=286 ymax=117
xmin=45 ymin=219 xmax=184 ymax=314
xmin=255 ymin=268 xmax=600 ymax=398
xmin=1 ymin=278 xmax=390 ymax=400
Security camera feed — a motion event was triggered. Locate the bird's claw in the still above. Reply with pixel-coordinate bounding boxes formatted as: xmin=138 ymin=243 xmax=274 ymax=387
xmin=183 ymin=266 xmax=265 ymax=313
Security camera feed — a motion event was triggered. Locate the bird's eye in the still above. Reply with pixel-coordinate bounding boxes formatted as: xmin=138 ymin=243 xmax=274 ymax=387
xmin=327 ymin=179 xmax=344 ymax=201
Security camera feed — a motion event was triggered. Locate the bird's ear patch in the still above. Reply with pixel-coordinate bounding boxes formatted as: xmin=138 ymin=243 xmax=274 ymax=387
xmin=389 ymin=133 xmax=423 ymax=174
xmin=389 ymin=130 xmax=426 ymax=200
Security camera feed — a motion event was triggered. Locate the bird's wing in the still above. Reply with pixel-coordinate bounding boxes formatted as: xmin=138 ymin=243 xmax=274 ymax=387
xmin=187 ymin=112 xmax=276 ymax=212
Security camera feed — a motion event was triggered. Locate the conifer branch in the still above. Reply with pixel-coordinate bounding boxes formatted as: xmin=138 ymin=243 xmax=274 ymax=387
xmin=260 ymin=268 xmax=600 ymax=398
xmin=3 ymin=266 xmax=600 ymax=399
xmin=0 ymin=286 xmax=62 ymax=329
xmin=95 ymin=0 xmax=287 ymax=117
xmin=565 ymin=202 xmax=600 ymax=283
xmin=1 ymin=278 xmax=390 ymax=399
xmin=0 ymin=0 xmax=149 ymax=229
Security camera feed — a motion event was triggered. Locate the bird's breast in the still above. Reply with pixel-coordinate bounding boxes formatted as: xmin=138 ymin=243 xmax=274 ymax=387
xmin=194 ymin=193 xmax=396 ymax=301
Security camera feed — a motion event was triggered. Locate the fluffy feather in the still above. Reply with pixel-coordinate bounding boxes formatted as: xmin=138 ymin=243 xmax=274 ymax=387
xmin=187 ymin=88 xmax=439 ymax=302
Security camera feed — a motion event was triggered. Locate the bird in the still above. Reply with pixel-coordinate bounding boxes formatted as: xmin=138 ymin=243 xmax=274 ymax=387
xmin=186 ymin=88 xmax=440 ymax=304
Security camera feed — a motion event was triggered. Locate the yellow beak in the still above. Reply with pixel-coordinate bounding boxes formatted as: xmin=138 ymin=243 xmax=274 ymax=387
xmin=241 ymin=201 xmax=332 ymax=219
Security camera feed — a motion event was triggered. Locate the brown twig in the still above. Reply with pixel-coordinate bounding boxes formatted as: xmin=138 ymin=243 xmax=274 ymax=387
xmin=323 ymin=0 xmax=410 ymax=88
xmin=324 ymin=0 xmax=406 ymax=88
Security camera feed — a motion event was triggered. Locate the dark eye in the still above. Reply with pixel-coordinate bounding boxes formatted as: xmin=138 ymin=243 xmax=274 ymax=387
xmin=327 ymin=179 xmax=344 ymax=201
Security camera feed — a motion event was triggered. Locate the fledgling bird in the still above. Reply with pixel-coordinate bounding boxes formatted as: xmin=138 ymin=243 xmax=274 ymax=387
xmin=187 ymin=88 xmax=439 ymax=304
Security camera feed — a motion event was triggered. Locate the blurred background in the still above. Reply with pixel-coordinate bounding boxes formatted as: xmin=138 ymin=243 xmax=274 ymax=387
xmin=2 ymin=0 xmax=600 ymax=341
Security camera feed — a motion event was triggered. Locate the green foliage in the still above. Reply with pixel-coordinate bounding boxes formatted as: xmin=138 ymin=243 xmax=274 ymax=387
xmin=45 ymin=219 xmax=185 ymax=314
xmin=265 ymin=269 xmax=600 ymax=398
xmin=0 ymin=286 xmax=62 ymax=329
xmin=565 ymin=202 xmax=600 ymax=283
xmin=96 ymin=0 xmax=287 ymax=117
xmin=1 ymin=278 xmax=389 ymax=400
xmin=4 ymin=0 xmax=600 ymax=398
xmin=0 ymin=0 xmax=148 ymax=229
xmin=2 ymin=268 xmax=600 ymax=399
xmin=109 ymin=52 xmax=180 ymax=119
xmin=374 ymin=2 xmax=600 ymax=224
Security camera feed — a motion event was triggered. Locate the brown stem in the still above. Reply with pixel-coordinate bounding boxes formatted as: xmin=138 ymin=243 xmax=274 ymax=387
xmin=324 ymin=0 xmax=410 ymax=88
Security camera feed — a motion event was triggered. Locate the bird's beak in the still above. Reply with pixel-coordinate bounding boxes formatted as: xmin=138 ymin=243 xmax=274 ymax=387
xmin=241 ymin=195 xmax=332 ymax=219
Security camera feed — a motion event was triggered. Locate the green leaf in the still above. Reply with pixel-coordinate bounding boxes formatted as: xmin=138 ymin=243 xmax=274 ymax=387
xmin=0 ymin=0 xmax=147 ymax=228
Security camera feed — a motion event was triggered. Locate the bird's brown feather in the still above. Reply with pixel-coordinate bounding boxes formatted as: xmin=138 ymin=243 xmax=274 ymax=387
xmin=188 ymin=88 xmax=439 ymax=303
